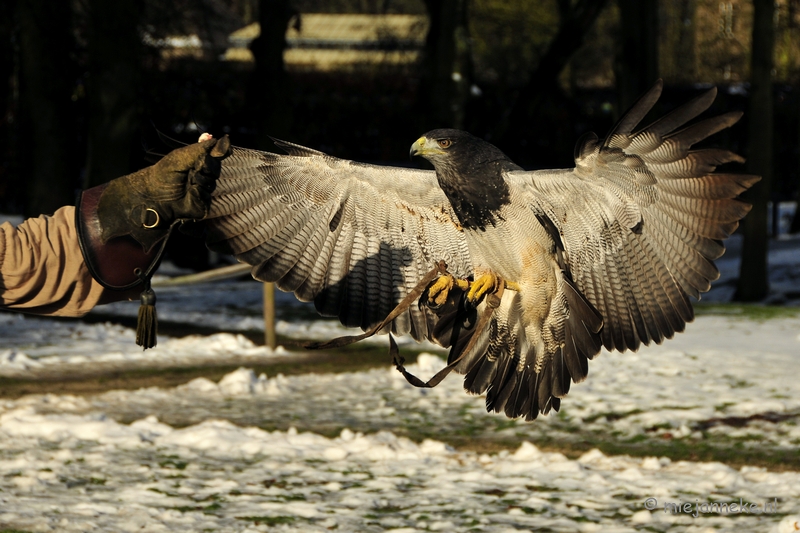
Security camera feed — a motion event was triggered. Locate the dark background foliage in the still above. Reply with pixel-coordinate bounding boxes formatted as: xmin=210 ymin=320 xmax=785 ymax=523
xmin=0 ymin=0 xmax=797 ymax=299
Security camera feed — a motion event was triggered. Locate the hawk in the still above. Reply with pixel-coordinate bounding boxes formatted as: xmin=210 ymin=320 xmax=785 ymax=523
xmin=204 ymin=81 xmax=759 ymax=420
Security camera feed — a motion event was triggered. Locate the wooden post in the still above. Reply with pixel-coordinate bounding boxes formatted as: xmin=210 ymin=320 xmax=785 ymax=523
xmin=263 ymin=282 xmax=277 ymax=349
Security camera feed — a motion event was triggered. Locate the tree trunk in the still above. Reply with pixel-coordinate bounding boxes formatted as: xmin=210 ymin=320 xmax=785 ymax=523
xmin=18 ymin=0 xmax=77 ymax=216
xmin=735 ymin=0 xmax=774 ymax=302
xmin=659 ymin=0 xmax=696 ymax=84
xmin=790 ymin=91 xmax=800 ymax=235
xmin=84 ymin=0 xmax=143 ymax=187
xmin=417 ymin=0 xmax=471 ymax=130
xmin=614 ymin=0 xmax=659 ymax=114
xmin=498 ymin=0 xmax=610 ymax=145
xmin=0 ymin=0 xmax=19 ymax=212
xmin=247 ymin=0 xmax=294 ymax=149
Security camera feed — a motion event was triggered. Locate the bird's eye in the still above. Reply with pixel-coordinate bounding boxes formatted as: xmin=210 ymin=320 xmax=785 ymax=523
xmin=437 ymin=139 xmax=452 ymax=148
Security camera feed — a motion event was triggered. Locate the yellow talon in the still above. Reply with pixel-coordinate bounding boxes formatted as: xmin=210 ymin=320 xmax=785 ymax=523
xmin=428 ymin=271 xmax=518 ymax=308
xmin=427 ymin=274 xmax=454 ymax=308
xmin=467 ymin=273 xmax=498 ymax=303
xmin=426 ymin=274 xmax=471 ymax=308
xmin=463 ymin=275 xmax=521 ymax=304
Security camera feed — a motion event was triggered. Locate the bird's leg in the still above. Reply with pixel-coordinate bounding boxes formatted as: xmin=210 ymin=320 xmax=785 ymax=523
xmin=426 ymin=272 xmax=470 ymax=308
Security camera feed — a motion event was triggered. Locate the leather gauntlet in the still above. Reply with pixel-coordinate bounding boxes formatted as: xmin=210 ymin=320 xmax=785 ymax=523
xmin=76 ymin=135 xmax=231 ymax=346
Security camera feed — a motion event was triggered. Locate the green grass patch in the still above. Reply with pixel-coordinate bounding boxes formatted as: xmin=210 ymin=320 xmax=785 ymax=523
xmin=171 ymin=503 xmax=223 ymax=514
xmin=0 ymin=331 xmax=430 ymax=399
xmin=694 ymin=303 xmax=800 ymax=320
xmin=582 ymin=409 xmax=643 ymax=424
xmin=236 ymin=516 xmax=295 ymax=525
xmin=158 ymin=458 xmax=188 ymax=470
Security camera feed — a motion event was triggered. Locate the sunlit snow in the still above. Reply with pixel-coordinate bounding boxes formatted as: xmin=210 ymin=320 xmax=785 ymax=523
xmin=0 ymin=234 xmax=798 ymax=532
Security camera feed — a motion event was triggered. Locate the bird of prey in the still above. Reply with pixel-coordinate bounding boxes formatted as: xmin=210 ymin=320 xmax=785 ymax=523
xmin=204 ymin=81 xmax=758 ymax=420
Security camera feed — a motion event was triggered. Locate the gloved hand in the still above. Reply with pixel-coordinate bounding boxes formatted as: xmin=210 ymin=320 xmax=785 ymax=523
xmin=76 ymin=134 xmax=232 ymax=349
xmin=96 ymin=135 xmax=231 ymax=253
xmin=77 ymin=135 xmax=232 ymax=291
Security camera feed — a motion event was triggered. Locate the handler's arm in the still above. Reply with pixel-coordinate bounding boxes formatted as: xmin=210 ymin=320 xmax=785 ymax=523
xmin=0 ymin=134 xmax=231 ymax=318
xmin=0 ymin=206 xmax=106 ymax=316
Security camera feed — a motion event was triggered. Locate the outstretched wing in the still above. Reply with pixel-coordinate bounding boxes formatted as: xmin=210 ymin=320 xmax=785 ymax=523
xmin=459 ymin=81 xmax=757 ymax=421
xmin=508 ymin=80 xmax=758 ymax=373
xmin=204 ymin=140 xmax=472 ymax=340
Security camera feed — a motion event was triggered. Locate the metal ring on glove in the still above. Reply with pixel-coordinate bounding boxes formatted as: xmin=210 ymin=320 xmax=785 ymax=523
xmin=142 ymin=208 xmax=160 ymax=229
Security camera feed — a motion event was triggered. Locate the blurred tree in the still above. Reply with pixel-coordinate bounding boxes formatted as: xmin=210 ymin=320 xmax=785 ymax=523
xmin=695 ymin=0 xmax=750 ymax=82
xmin=499 ymin=0 xmax=610 ymax=147
xmin=18 ymin=0 xmax=77 ymax=215
xmin=660 ymin=0 xmax=696 ymax=84
xmin=614 ymin=0 xmax=658 ymax=115
xmin=291 ymin=0 xmax=425 ymax=13
xmin=781 ymin=0 xmax=800 ymax=235
xmin=0 ymin=0 xmax=18 ymax=212
xmin=417 ymin=0 xmax=472 ymax=129
xmin=735 ymin=0 xmax=774 ymax=301
xmin=247 ymin=0 xmax=295 ymax=148
xmin=234 ymin=0 xmax=258 ymax=23
xmin=469 ymin=0 xmax=558 ymax=88
xmin=83 ymin=0 xmax=143 ymax=188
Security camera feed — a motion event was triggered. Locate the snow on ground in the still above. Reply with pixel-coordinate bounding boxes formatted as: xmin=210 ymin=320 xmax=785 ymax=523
xmin=4 ymin=314 xmax=799 ymax=448
xmin=0 ymin=406 xmax=798 ymax=533
xmin=0 ymin=234 xmax=798 ymax=531
xmin=0 ymin=313 xmax=798 ymax=531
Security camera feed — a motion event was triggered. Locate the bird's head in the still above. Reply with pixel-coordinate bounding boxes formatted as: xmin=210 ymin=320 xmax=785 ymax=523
xmin=409 ymin=129 xmax=473 ymax=170
xmin=409 ymin=129 xmax=517 ymax=230
xmin=409 ymin=129 xmax=519 ymax=182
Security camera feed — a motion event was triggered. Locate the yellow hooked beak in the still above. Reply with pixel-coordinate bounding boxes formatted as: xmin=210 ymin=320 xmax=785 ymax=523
xmin=409 ymin=136 xmax=445 ymax=158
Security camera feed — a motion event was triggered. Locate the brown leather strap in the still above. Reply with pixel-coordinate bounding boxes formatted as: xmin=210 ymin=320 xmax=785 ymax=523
xmin=392 ymin=280 xmax=505 ymax=388
xmin=76 ymin=185 xmax=167 ymax=291
xmin=303 ymin=261 xmax=449 ymax=350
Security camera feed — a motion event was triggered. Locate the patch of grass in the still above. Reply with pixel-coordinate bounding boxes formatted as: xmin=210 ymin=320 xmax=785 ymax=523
xmin=372 ymin=504 xmax=405 ymax=513
xmin=525 ymin=484 xmax=559 ymax=492
xmin=520 ymin=506 xmax=546 ymax=515
xmin=59 ymin=475 xmax=108 ymax=488
xmin=581 ymin=409 xmax=643 ymax=424
xmin=494 ymin=419 xmax=518 ymax=431
xmin=728 ymin=379 xmax=754 ymax=389
xmin=171 ymin=503 xmax=223 ymax=514
xmin=475 ymin=488 xmax=507 ymax=497
xmin=0 ymin=329 xmax=420 ymax=399
xmin=413 ymin=430 xmax=800 ymax=471
xmin=148 ymin=487 xmax=181 ymax=497
xmin=159 ymin=457 xmax=188 ymax=470
xmin=694 ymin=303 xmax=800 ymax=320
xmin=715 ymin=402 xmax=736 ymax=412
xmin=235 ymin=516 xmax=296 ymax=525
xmin=278 ymin=493 xmax=307 ymax=501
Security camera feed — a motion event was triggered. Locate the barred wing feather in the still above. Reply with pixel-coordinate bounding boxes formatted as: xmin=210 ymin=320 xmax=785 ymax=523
xmin=204 ymin=140 xmax=473 ymax=341
xmin=508 ymin=81 xmax=759 ymax=355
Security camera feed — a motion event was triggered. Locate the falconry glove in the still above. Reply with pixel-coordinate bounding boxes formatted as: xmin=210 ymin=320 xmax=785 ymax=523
xmin=76 ymin=135 xmax=231 ymax=348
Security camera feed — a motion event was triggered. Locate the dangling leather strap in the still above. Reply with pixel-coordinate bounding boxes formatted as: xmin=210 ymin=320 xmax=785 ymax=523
xmin=392 ymin=282 xmax=504 ymax=388
xmin=304 ymin=261 xmax=449 ymax=350
xmin=76 ymin=186 xmax=174 ymax=349
xmin=305 ymin=260 xmax=504 ymax=390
